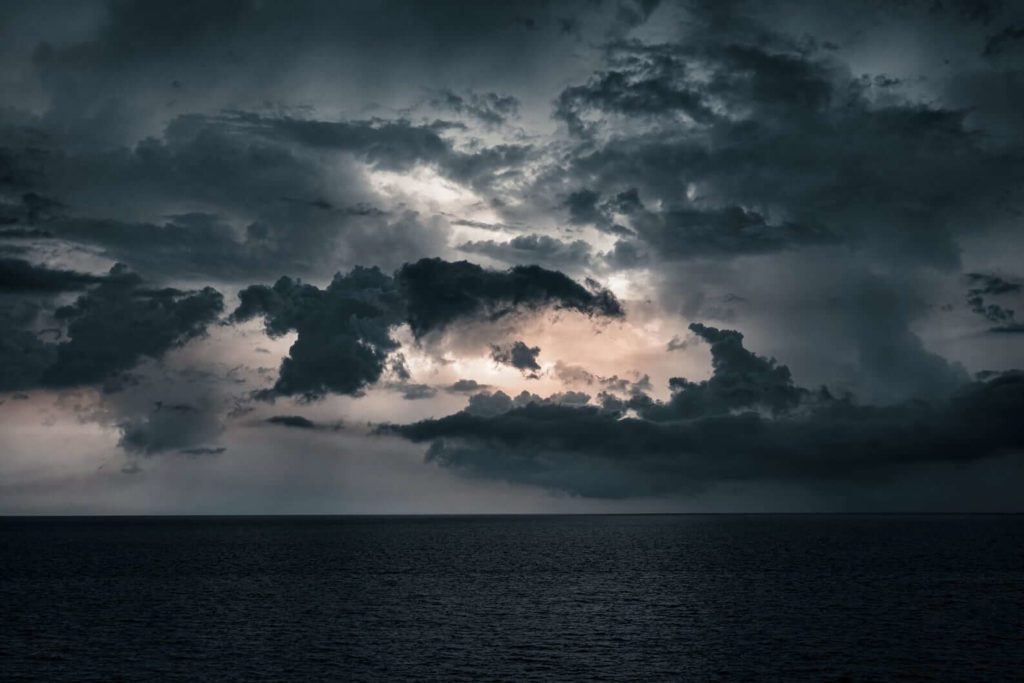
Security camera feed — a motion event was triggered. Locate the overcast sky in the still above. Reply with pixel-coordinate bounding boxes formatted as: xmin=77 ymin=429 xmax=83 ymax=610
xmin=1 ymin=0 xmax=1023 ymax=513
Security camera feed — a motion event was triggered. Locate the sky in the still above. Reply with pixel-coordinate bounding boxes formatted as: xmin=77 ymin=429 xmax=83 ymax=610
xmin=1 ymin=0 xmax=1023 ymax=513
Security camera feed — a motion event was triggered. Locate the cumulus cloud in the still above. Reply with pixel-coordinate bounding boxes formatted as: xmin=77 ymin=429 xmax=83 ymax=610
xmin=1 ymin=113 xmax=450 ymax=280
xmin=4 ymin=0 xmax=1024 ymax=511
xmin=0 ymin=261 xmax=223 ymax=392
xmin=233 ymin=258 xmax=622 ymax=399
xmin=552 ymin=361 xmax=651 ymax=396
xmin=231 ymin=266 xmax=404 ymax=400
xmin=395 ymin=383 xmax=439 ymax=400
xmin=550 ymin=36 xmax=1024 ymax=270
xmin=427 ymin=90 xmax=520 ymax=126
xmin=490 ymin=340 xmax=542 ymax=376
xmin=446 ymin=379 xmax=491 ymax=393
xmin=462 ymin=389 xmax=593 ymax=418
xmin=458 ymin=234 xmax=593 ymax=271
xmin=43 ymin=266 xmax=224 ymax=388
xmin=606 ymin=201 xmax=836 ymax=263
xmin=234 ymin=113 xmax=533 ymax=192
xmin=657 ymin=323 xmax=806 ymax=418
xmin=385 ymin=323 xmax=1024 ymax=497
xmin=396 ymin=258 xmax=623 ymax=338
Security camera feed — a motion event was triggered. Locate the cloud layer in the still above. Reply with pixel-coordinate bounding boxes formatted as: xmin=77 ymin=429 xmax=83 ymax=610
xmin=1 ymin=0 xmax=1023 ymax=511
xmin=387 ymin=324 xmax=1024 ymax=497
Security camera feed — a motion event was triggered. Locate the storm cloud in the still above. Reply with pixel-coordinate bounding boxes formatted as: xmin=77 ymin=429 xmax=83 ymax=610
xmin=2 ymin=0 xmax=1024 ymax=512
xmin=266 ymin=415 xmax=317 ymax=429
xmin=396 ymin=258 xmax=623 ymax=338
xmin=965 ymin=273 xmax=1024 ymax=332
xmin=490 ymin=340 xmax=542 ymax=376
xmin=0 ymin=258 xmax=108 ymax=292
xmin=386 ymin=323 xmax=1024 ymax=497
xmin=119 ymin=401 xmax=224 ymax=456
xmin=232 ymin=258 xmax=622 ymax=399
xmin=551 ymin=38 xmax=1023 ymax=269
xmin=458 ymin=234 xmax=593 ymax=271
xmin=0 ymin=261 xmax=223 ymax=391
xmin=231 ymin=266 xmax=404 ymax=400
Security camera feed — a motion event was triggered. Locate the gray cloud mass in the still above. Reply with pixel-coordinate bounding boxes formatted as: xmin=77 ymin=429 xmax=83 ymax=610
xmin=386 ymin=323 xmax=1024 ymax=497
xmin=231 ymin=258 xmax=622 ymax=399
xmin=1 ymin=0 xmax=1023 ymax=510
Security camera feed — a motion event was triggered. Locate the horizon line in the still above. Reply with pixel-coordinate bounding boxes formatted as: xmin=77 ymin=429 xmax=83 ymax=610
xmin=3 ymin=511 xmax=1023 ymax=519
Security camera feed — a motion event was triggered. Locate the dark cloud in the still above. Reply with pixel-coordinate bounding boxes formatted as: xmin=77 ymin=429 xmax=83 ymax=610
xmin=446 ymin=378 xmax=490 ymax=393
xmin=548 ymin=38 xmax=1024 ymax=269
xmin=606 ymin=201 xmax=836 ymax=263
xmin=553 ymin=361 xmax=652 ymax=396
xmin=458 ymin=234 xmax=592 ymax=271
xmin=462 ymin=388 xmax=592 ymax=418
xmin=233 ymin=258 xmax=621 ymax=398
xmin=0 ymin=257 xmax=108 ymax=292
xmin=653 ymin=323 xmax=806 ymax=418
xmin=386 ymin=324 xmax=1024 ymax=498
xmin=677 ymin=258 xmax=972 ymax=403
xmin=464 ymin=390 xmax=519 ymax=418
xmin=565 ymin=189 xmax=603 ymax=225
xmin=562 ymin=188 xmax=636 ymax=237
xmin=0 ymin=90 xmax=463 ymax=286
xmin=0 ymin=262 xmax=223 ymax=392
xmin=396 ymin=383 xmax=438 ymax=400
xmin=548 ymin=390 xmax=592 ymax=407
xmin=120 ymin=460 xmax=142 ymax=475
xmin=534 ymin=18 xmax=1009 ymax=402
xmin=447 ymin=217 xmax=523 ymax=233
xmin=428 ymin=90 xmax=520 ymax=126
xmin=231 ymin=266 xmax=404 ymax=400
xmin=554 ymin=41 xmax=832 ymax=137
xmin=237 ymin=113 xmax=532 ymax=192
xmin=2 ymin=0 xmax=1024 ymax=510
xmin=555 ymin=61 xmax=714 ymax=136
xmin=967 ymin=273 xmax=1024 ymax=296
xmin=552 ymin=361 xmax=599 ymax=386
xmin=42 ymin=266 xmax=223 ymax=387
xmin=24 ymin=0 xmax=650 ymax=150
xmin=386 ymin=353 xmax=412 ymax=382
xmin=666 ymin=335 xmax=690 ymax=351
xmin=77 ymin=368 xmax=232 ymax=463
xmin=266 ymin=415 xmax=316 ymax=429
xmin=490 ymin=340 xmax=542 ymax=375
xmin=0 ymin=326 xmax=54 ymax=393
xmin=990 ymin=324 xmax=1024 ymax=334
xmin=119 ymin=400 xmax=223 ymax=455
xmin=965 ymin=273 xmax=1024 ymax=332
xmin=0 ymin=192 xmax=64 ymax=227
xmin=984 ymin=25 xmax=1024 ymax=57
xmin=179 ymin=446 xmax=227 ymax=455
xmin=396 ymin=258 xmax=623 ymax=338
xmin=0 ymin=113 xmax=449 ymax=280
xmin=51 ymin=214 xmax=275 ymax=282
xmin=0 ymin=228 xmax=54 ymax=239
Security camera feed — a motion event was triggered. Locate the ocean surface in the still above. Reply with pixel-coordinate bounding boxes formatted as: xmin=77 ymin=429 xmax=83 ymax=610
xmin=1 ymin=515 xmax=1022 ymax=681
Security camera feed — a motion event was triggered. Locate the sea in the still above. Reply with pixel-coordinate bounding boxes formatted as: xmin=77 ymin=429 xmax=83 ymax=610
xmin=2 ymin=515 xmax=1022 ymax=681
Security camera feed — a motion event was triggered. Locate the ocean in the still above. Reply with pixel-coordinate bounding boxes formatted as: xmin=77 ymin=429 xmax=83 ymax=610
xmin=2 ymin=515 xmax=1022 ymax=681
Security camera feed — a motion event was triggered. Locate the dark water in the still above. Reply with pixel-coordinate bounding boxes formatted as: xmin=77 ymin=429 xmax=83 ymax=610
xmin=1 ymin=515 xmax=1022 ymax=681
